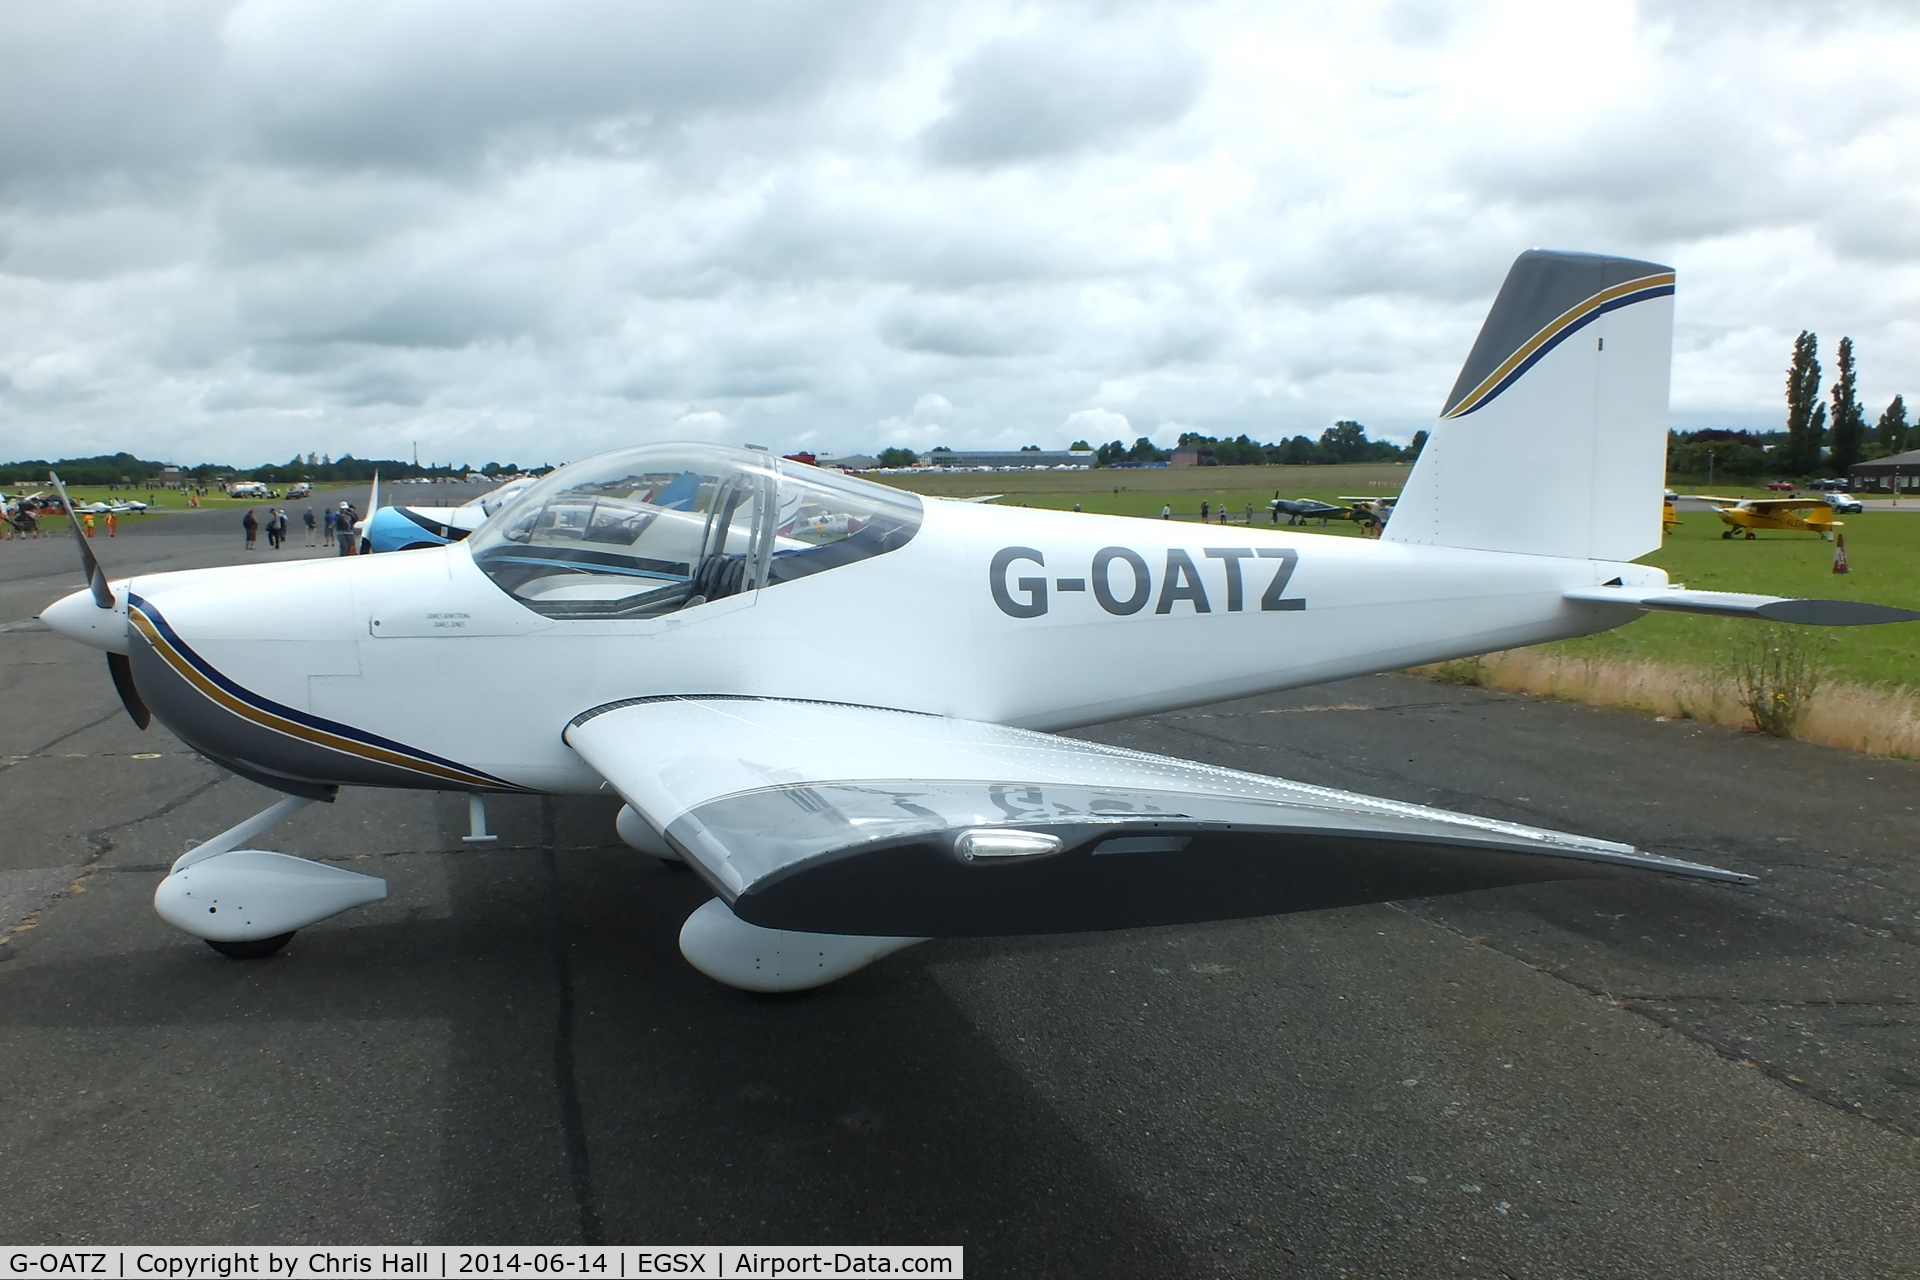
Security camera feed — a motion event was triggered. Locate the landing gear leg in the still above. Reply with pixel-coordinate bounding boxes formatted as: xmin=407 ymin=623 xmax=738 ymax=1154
xmin=463 ymin=793 xmax=499 ymax=843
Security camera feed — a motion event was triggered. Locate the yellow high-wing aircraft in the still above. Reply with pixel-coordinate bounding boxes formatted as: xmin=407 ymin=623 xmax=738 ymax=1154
xmin=1336 ymin=496 xmax=1397 ymax=536
xmin=1699 ymin=495 xmax=1839 ymax=540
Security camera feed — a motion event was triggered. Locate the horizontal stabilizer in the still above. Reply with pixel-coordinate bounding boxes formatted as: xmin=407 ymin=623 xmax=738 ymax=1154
xmin=1565 ymin=586 xmax=1920 ymax=626
xmin=564 ymin=696 xmax=1752 ymax=938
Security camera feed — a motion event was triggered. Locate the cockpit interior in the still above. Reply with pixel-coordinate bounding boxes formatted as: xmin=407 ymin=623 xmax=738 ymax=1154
xmin=469 ymin=444 xmax=923 ymax=619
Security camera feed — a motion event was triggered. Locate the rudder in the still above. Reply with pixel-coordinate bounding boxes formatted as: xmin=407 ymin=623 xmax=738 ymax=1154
xmin=1383 ymin=250 xmax=1675 ymax=562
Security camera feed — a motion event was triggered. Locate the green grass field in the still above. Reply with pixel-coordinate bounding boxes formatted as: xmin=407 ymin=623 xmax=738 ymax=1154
xmin=878 ymin=466 xmax=1920 ymax=689
xmin=1543 ymin=508 xmax=1920 ymax=690
xmin=878 ymin=464 xmax=1404 ymax=535
xmin=7 ymin=483 xmax=358 ymax=520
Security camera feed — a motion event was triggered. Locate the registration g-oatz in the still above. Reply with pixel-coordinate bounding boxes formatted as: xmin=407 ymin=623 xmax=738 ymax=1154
xmin=40 ymin=250 xmax=1920 ymax=992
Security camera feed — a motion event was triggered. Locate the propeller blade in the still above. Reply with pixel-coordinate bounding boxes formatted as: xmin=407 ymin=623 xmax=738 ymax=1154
xmin=47 ymin=472 xmax=114 ymax=610
xmin=107 ymin=652 xmax=152 ymax=730
xmin=360 ymin=471 xmax=380 ymax=554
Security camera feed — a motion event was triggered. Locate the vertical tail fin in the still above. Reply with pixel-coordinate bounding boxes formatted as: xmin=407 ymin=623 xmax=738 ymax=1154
xmin=1383 ymin=250 xmax=1675 ymax=561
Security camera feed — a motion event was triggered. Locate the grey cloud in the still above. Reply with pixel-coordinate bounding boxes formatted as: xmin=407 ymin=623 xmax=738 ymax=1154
xmin=716 ymin=181 xmax=1078 ymax=288
xmin=1127 ymin=309 xmax=1228 ymax=369
xmin=0 ymin=0 xmax=228 ymax=190
xmin=878 ymin=294 xmax=1060 ymax=357
xmin=319 ymin=364 xmax=433 ymax=408
xmin=3 ymin=3 xmax=1917 ymax=468
xmin=922 ymin=26 xmax=1202 ymax=166
xmin=226 ymin=0 xmax=898 ymax=172
xmin=209 ymin=173 xmax=453 ymax=264
xmin=0 ymin=204 xmax=201 ymax=280
xmin=230 ymin=257 xmax=557 ymax=351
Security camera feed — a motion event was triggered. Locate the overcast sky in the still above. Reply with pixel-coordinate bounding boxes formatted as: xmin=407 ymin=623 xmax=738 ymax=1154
xmin=2 ymin=0 xmax=1917 ymax=468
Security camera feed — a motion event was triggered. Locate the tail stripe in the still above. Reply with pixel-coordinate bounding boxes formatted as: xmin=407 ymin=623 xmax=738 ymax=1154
xmin=1441 ymin=272 xmax=1674 ymax=419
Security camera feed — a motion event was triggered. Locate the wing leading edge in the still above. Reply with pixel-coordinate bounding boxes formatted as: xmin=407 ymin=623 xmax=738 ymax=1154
xmin=564 ymin=697 xmax=1752 ymax=937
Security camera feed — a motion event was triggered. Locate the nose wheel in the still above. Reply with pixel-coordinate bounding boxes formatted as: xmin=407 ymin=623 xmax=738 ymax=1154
xmin=206 ymin=932 xmax=295 ymax=960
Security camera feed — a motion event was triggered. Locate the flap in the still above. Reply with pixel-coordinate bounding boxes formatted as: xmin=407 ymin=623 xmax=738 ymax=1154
xmin=564 ymin=696 xmax=1753 ymax=937
xmin=1565 ymin=586 xmax=1920 ymax=626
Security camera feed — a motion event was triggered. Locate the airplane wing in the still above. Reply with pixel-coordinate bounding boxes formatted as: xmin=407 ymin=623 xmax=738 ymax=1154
xmin=1564 ymin=585 xmax=1920 ymax=624
xmin=1738 ymin=498 xmax=1827 ymax=514
xmin=563 ymin=696 xmax=1751 ymax=938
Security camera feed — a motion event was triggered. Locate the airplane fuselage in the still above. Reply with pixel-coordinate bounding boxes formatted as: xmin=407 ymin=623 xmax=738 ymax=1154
xmin=99 ymin=496 xmax=1653 ymax=798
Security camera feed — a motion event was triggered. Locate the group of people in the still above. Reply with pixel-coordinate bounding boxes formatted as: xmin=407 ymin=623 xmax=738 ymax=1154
xmin=4 ymin=502 xmax=114 ymax=539
xmin=243 ymin=502 xmax=360 ymax=553
xmin=1160 ymin=500 xmax=1265 ymax=524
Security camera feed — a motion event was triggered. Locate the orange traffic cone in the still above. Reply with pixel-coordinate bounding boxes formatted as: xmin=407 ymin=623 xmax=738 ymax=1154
xmin=1833 ymin=533 xmax=1850 ymax=575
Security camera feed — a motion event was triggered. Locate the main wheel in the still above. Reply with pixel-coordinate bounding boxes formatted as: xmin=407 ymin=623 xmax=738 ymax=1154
xmin=206 ymin=932 xmax=294 ymax=959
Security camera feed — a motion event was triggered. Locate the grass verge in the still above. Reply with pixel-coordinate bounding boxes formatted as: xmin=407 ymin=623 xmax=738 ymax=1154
xmin=1407 ymin=648 xmax=1920 ymax=759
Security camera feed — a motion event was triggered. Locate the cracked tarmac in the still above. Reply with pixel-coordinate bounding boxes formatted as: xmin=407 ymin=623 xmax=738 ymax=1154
xmin=2 ymin=503 xmax=1919 ymax=1276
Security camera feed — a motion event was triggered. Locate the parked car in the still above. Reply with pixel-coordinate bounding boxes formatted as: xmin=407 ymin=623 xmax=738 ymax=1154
xmin=1807 ymin=478 xmax=1850 ymax=492
xmin=1823 ymin=492 xmax=1864 ymax=514
xmin=1766 ymin=480 xmax=1797 ymax=492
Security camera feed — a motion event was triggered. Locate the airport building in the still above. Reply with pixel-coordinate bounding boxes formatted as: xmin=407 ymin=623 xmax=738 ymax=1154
xmin=901 ymin=449 xmax=1094 ymax=470
xmin=1848 ymin=449 xmax=1920 ymax=493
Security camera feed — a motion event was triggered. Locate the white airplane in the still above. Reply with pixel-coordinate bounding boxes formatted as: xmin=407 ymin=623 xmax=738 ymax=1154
xmin=39 ymin=250 xmax=1920 ymax=992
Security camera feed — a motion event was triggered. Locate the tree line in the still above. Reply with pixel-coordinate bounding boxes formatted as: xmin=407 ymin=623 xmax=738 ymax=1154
xmin=1669 ymin=333 xmax=1908 ymax=480
xmin=877 ymin=421 xmax=1426 ymax=469
xmin=0 ymin=452 xmax=536 ymax=486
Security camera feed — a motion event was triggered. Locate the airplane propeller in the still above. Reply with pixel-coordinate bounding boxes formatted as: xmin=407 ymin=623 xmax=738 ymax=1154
xmin=360 ymin=471 xmax=380 ymax=554
xmin=47 ymin=471 xmax=151 ymax=730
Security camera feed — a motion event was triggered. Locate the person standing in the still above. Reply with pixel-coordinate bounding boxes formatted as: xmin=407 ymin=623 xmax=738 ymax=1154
xmin=106 ymin=510 xmax=117 ymax=537
xmin=242 ymin=508 xmax=259 ymax=549
xmin=83 ymin=511 xmax=96 ymax=538
xmin=337 ymin=503 xmax=357 ymax=555
xmin=272 ymin=508 xmax=290 ymax=550
xmin=304 ymin=508 xmax=317 ymax=547
xmin=1200 ymin=500 xmax=1209 ymax=522
xmin=322 ymin=509 xmax=336 ymax=548
xmin=1161 ymin=504 xmax=1172 ymax=520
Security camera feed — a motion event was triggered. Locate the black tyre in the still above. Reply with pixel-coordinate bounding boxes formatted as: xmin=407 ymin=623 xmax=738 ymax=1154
xmin=206 ymin=932 xmax=294 ymax=960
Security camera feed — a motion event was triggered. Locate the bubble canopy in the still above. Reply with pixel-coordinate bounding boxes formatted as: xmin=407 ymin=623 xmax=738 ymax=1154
xmin=469 ymin=443 xmax=924 ymax=619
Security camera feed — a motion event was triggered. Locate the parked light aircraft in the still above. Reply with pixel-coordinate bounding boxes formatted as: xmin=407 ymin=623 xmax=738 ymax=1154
xmin=1700 ymin=495 xmax=1840 ymax=540
xmin=39 ymin=250 xmax=1920 ymax=992
xmin=1269 ymin=497 xmax=1351 ymax=526
xmin=362 ymin=476 xmax=539 ymax=553
xmin=1337 ymin=496 xmax=1397 ymax=535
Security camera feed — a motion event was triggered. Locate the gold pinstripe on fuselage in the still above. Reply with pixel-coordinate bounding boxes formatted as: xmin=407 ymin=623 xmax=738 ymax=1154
xmin=129 ymin=603 xmax=509 ymax=790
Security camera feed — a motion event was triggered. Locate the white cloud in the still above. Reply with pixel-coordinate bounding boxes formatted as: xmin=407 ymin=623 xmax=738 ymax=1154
xmin=1064 ymin=407 xmax=1132 ymax=444
xmin=2 ymin=0 xmax=1918 ymax=466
